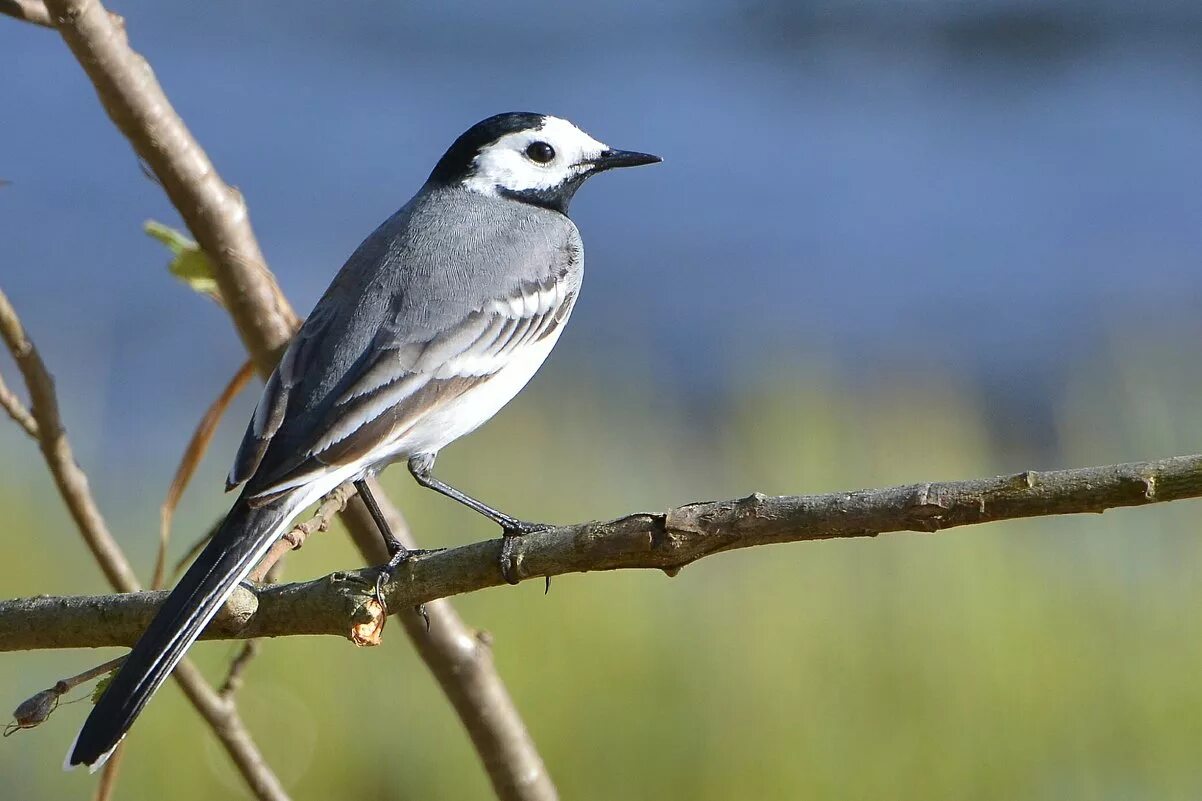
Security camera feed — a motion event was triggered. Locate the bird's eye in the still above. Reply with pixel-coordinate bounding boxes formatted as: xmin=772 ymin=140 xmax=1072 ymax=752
xmin=525 ymin=141 xmax=556 ymax=164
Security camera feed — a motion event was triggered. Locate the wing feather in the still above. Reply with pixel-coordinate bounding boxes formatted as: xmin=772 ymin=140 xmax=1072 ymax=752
xmin=226 ymin=304 xmax=334 ymax=489
xmin=240 ymin=268 xmax=576 ymax=499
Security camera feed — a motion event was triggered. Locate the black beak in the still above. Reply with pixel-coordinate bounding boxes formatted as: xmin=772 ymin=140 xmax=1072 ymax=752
xmin=590 ymin=149 xmax=662 ymax=172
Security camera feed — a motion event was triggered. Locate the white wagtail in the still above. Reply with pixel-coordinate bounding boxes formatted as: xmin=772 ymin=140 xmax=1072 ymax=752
xmin=66 ymin=112 xmax=660 ymax=769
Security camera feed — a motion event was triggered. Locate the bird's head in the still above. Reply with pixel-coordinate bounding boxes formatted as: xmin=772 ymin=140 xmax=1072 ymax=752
xmin=428 ymin=112 xmax=660 ymax=212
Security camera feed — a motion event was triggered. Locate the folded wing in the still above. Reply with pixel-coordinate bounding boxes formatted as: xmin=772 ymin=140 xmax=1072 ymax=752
xmin=229 ymin=268 xmax=576 ymax=501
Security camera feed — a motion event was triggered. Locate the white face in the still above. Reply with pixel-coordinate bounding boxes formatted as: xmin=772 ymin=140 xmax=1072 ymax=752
xmin=462 ymin=116 xmax=609 ymax=196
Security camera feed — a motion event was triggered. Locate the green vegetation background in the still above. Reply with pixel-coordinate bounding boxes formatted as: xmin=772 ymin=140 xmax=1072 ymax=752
xmin=3 ymin=339 xmax=1201 ymax=799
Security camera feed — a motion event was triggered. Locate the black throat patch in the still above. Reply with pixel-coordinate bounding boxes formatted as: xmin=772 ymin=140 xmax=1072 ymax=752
xmin=497 ymin=173 xmax=589 ymax=214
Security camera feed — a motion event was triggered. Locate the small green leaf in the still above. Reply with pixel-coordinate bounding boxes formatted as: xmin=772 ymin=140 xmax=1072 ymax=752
xmin=91 ymin=672 xmax=115 ymax=706
xmin=144 ymin=220 xmax=221 ymax=300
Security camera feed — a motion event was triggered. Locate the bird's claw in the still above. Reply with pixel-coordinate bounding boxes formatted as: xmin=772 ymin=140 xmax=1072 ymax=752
xmin=372 ymin=567 xmax=391 ymax=610
xmin=498 ymin=520 xmax=552 ymax=587
xmin=371 ymin=547 xmax=444 ymax=614
xmin=414 ymin=603 xmax=430 ymax=632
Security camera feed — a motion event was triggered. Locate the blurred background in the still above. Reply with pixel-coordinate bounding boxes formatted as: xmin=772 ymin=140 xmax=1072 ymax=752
xmin=3 ymin=0 xmax=1202 ymax=798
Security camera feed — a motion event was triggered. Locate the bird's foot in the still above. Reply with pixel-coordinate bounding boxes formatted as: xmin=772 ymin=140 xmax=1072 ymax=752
xmin=372 ymin=546 xmax=443 ymax=627
xmin=498 ymin=519 xmax=553 ymax=588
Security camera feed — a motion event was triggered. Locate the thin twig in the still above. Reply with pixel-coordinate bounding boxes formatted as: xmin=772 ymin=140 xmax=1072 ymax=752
xmin=171 ymin=516 xmax=222 ymax=582
xmin=9 ymin=452 xmax=1200 ymax=650
xmin=219 ymin=640 xmax=261 ymax=700
xmin=0 ymin=370 xmax=38 ymax=437
xmin=0 ymin=0 xmax=53 ymax=27
xmin=59 ymin=656 xmax=127 ymax=690
xmin=247 ymin=483 xmax=356 ymax=584
xmin=156 ymin=358 xmax=254 ymax=589
xmin=1 ymin=296 xmax=139 ymax=801
xmin=0 ymin=289 xmax=289 ymax=801
xmin=6 ymin=656 xmax=125 ymax=736
xmin=93 ymin=742 xmax=126 ymax=801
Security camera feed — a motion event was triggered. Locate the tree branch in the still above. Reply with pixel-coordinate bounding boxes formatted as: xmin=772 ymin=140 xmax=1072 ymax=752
xmin=41 ymin=0 xmax=297 ymax=368
xmin=0 ymin=288 xmax=289 ymax=801
xmin=32 ymin=2 xmax=556 ymax=797
xmin=0 ymin=288 xmax=142 ymax=593
xmin=0 ymin=369 xmax=38 ymax=438
xmin=5 ymin=452 xmax=1200 ymax=652
xmin=247 ymin=484 xmax=356 ymax=584
xmin=338 ymin=492 xmax=558 ymax=800
xmin=6 ymin=657 xmax=124 ymax=736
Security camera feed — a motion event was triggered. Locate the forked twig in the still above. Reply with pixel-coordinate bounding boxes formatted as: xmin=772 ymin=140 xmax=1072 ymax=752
xmin=0 ymin=370 xmax=38 ymax=437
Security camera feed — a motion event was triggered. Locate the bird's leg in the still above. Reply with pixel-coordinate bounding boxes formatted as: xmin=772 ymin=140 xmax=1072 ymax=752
xmin=408 ymin=454 xmax=551 ymax=587
xmin=353 ymin=478 xmax=440 ymax=628
xmin=354 ymin=479 xmax=411 ymax=559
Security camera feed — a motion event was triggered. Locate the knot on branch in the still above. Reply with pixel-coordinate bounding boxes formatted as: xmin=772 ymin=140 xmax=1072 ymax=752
xmin=661 ymin=493 xmax=769 ymax=566
xmin=349 ymin=598 xmax=385 ymax=647
xmin=320 ymin=570 xmax=390 ymax=645
xmin=909 ymin=482 xmax=950 ymax=532
xmin=213 ymin=585 xmax=258 ymax=632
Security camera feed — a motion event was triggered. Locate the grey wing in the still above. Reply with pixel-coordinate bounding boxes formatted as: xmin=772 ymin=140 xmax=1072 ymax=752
xmin=228 ymin=267 xmax=577 ymax=500
xmin=226 ymin=299 xmax=336 ymax=491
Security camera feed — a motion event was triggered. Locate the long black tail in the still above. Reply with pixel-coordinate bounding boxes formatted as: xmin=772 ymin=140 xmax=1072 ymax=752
xmin=66 ymin=493 xmax=299 ymax=769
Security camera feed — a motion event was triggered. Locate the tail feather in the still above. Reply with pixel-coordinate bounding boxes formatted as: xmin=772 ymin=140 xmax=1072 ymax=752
xmin=66 ymin=494 xmax=299 ymax=769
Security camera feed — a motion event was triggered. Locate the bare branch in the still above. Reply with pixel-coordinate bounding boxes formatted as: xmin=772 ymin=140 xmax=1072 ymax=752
xmin=5 ymin=452 xmax=1201 ymax=653
xmin=0 ymin=288 xmax=289 ymax=801
xmin=219 ymin=640 xmax=261 ymax=700
xmin=167 ymin=516 xmax=220 ymax=582
xmin=42 ymin=0 xmax=298 ymax=368
xmin=170 ymin=661 xmax=287 ymax=801
xmin=0 ymin=287 xmax=142 ymax=593
xmin=0 ymin=369 xmax=38 ymax=438
xmin=6 ymin=656 xmax=124 ymax=736
xmin=338 ymin=488 xmax=558 ymax=799
xmin=247 ymin=483 xmax=356 ymax=584
xmin=92 ymin=741 xmax=126 ymax=801
xmin=0 ymin=0 xmax=53 ymax=27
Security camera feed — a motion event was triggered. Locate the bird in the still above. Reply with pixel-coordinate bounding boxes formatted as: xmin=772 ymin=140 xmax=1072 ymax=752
xmin=65 ymin=112 xmax=660 ymax=770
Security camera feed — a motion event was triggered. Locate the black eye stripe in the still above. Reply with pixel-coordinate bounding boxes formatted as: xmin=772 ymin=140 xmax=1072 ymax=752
xmin=525 ymin=141 xmax=556 ymax=164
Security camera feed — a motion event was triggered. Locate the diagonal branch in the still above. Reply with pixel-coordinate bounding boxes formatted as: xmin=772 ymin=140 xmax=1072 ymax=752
xmin=41 ymin=0 xmax=298 ymax=368
xmin=0 ymin=288 xmax=290 ymax=801
xmin=338 ymin=492 xmax=557 ymax=800
xmin=34 ymin=2 xmax=557 ymax=798
xmin=0 ymin=368 xmax=39 ymax=437
xmin=5 ymin=452 xmax=1202 ymax=652
xmin=0 ymin=288 xmax=142 ymax=594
